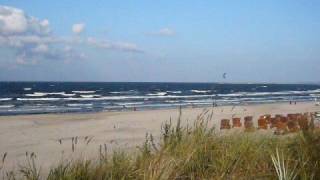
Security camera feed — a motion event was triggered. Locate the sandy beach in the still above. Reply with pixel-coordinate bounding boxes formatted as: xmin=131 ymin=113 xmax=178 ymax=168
xmin=0 ymin=102 xmax=319 ymax=170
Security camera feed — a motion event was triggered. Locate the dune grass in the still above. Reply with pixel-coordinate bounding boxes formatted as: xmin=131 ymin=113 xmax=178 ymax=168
xmin=2 ymin=110 xmax=320 ymax=180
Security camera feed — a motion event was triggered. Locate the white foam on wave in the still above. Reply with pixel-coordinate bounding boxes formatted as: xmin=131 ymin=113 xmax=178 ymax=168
xmin=64 ymin=97 xmax=103 ymax=101
xmin=133 ymin=103 xmax=189 ymax=108
xmin=218 ymin=89 xmax=320 ymax=97
xmin=191 ymin=90 xmax=211 ymax=93
xmin=14 ymin=88 xmax=320 ymax=103
xmin=0 ymin=98 xmax=12 ymax=101
xmin=63 ymin=94 xmax=215 ymax=101
xmin=17 ymin=98 xmax=61 ymax=101
xmin=46 ymin=92 xmax=67 ymax=95
xmin=23 ymin=88 xmax=32 ymax=91
xmin=26 ymin=92 xmax=76 ymax=97
xmin=184 ymin=99 xmax=213 ymax=103
xmin=72 ymin=90 xmax=96 ymax=94
xmin=310 ymin=94 xmax=320 ymax=97
xmin=80 ymin=94 xmax=101 ymax=98
xmin=61 ymin=93 xmax=76 ymax=97
xmin=0 ymin=105 xmax=14 ymax=108
xmin=117 ymin=102 xmax=145 ymax=106
xmin=25 ymin=92 xmax=47 ymax=97
xmin=165 ymin=100 xmax=180 ymax=103
xmin=147 ymin=92 xmax=167 ymax=96
xmin=167 ymin=91 xmax=182 ymax=94
xmin=109 ymin=90 xmax=137 ymax=94
xmin=67 ymin=103 xmax=93 ymax=107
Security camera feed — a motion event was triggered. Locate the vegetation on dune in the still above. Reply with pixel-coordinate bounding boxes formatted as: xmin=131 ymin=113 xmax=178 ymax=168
xmin=2 ymin=110 xmax=320 ymax=180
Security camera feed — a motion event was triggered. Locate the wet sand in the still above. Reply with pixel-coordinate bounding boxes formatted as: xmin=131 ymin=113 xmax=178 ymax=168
xmin=0 ymin=102 xmax=319 ymax=170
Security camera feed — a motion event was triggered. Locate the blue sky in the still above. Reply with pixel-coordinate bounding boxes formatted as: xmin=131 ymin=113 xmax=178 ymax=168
xmin=0 ymin=0 xmax=319 ymax=83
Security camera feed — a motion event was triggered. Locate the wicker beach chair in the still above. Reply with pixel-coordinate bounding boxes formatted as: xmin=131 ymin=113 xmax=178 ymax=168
xmin=298 ymin=113 xmax=309 ymax=130
xmin=274 ymin=119 xmax=288 ymax=135
xmin=258 ymin=117 xmax=268 ymax=129
xmin=270 ymin=117 xmax=278 ymax=128
xmin=262 ymin=114 xmax=271 ymax=124
xmin=220 ymin=119 xmax=231 ymax=129
xmin=287 ymin=119 xmax=299 ymax=132
xmin=244 ymin=116 xmax=254 ymax=131
xmin=232 ymin=117 xmax=242 ymax=128
xmin=287 ymin=114 xmax=298 ymax=122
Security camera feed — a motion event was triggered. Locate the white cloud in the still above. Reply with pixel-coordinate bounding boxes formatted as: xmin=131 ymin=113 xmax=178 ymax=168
xmin=72 ymin=23 xmax=85 ymax=34
xmin=0 ymin=5 xmax=143 ymax=66
xmin=0 ymin=6 xmax=50 ymax=35
xmin=32 ymin=44 xmax=48 ymax=53
xmin=111 ymin=42 xmax=143 ymax=52
xmin=86 ymin=37 xmax=143 ymax=53
xmin=149 ymin=28 xmax=175 ymax=36
xmin=16 ymin=52 xmax=37 ymax=65
xmin=0 ymin=6 xmax=27 ymax=34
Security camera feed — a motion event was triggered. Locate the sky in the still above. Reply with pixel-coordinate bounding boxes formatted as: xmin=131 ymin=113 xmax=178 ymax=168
xmin=0 ymin=0 xmax=319 ymax=83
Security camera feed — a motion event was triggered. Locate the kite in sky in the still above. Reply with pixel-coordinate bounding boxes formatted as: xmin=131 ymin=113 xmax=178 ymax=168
xmin=222 ymin=73 xmax=227 ymax=79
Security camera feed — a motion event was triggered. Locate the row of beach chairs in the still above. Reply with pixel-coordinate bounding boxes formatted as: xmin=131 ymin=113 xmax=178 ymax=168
xmin=220 ymin=113 xmax=318 ymax=134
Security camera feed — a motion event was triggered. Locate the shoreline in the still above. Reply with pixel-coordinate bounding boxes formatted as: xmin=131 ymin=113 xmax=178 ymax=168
xmin=0 ymin=101 xmax=319 ymax=170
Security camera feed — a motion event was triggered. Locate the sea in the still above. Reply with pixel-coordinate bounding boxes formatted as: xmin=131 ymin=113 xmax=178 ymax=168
xmin=0 ymin=82 xmax=319 ymax=115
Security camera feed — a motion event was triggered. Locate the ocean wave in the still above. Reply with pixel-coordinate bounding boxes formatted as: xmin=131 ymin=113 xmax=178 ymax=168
xmin=80 ymin=94 xmax=101 ymax=98
xmin=17 ymin=98 xmax=61 ymax=101
xmin=46 ymin=92 xmax=67 ymax=95
xmin=166 ymin=91 xmax=182 ymax=94
xmin=61 ymin=93 xmax=76 ymax=97
xmin=64 ymin=94 xmax=226 ymax=101
xmin=147 ymin=92 xmax=167 ymax=96
xmin=184 ymin=99 xmax=213 ymax=103
xmin=310 ymin=94 xmax=320 ymax=97
xmin=11 ymin=89 xmax=320 ymax=103
xmin=109 ymin=90 xmax=137 ymax=94
xmin=67 ymin=103 xmax=93 ymax=107
xmin=26 ymin=92 xmax=76 ymax=97
xmin=165 ymin=100 xmax=181 ymax=103
xmin=25 ymin=92 xmax=47 ymax=97
xmin=117 ymin=102 xmax=145 ymax=106
xmin=72 ymin=90 xmax=96 ymax=94
xmin=0 ymin=98 xmax=12 ymax=101
xmin=0 ymin=105 xmax=14 ymax=108
xmin=137 ymin=103 xmax=190 ymax=108
xmin=23 ymin=88 xmax=32 ymax=91
xmin=191 ymin=90 xmax=211 ymax=93
xmin=218 ymin=89 xmax=320 ymax=97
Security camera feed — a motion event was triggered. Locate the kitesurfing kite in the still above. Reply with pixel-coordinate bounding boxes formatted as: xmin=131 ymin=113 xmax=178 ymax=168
xmin=222 ymin=73 xmax=227 ymax=79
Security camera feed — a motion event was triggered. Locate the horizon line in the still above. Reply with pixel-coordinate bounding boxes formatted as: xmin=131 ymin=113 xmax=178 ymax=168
xmin=0 ymin=80 xmax=319 ymax=85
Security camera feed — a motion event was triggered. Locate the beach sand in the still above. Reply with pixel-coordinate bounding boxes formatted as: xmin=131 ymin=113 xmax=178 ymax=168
xmin=0 ymin=102 xmax=319 ymax=170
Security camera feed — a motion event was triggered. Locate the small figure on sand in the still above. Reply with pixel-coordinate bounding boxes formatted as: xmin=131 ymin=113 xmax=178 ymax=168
xmin=212 ymin=102 xmax=218 ymax=107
